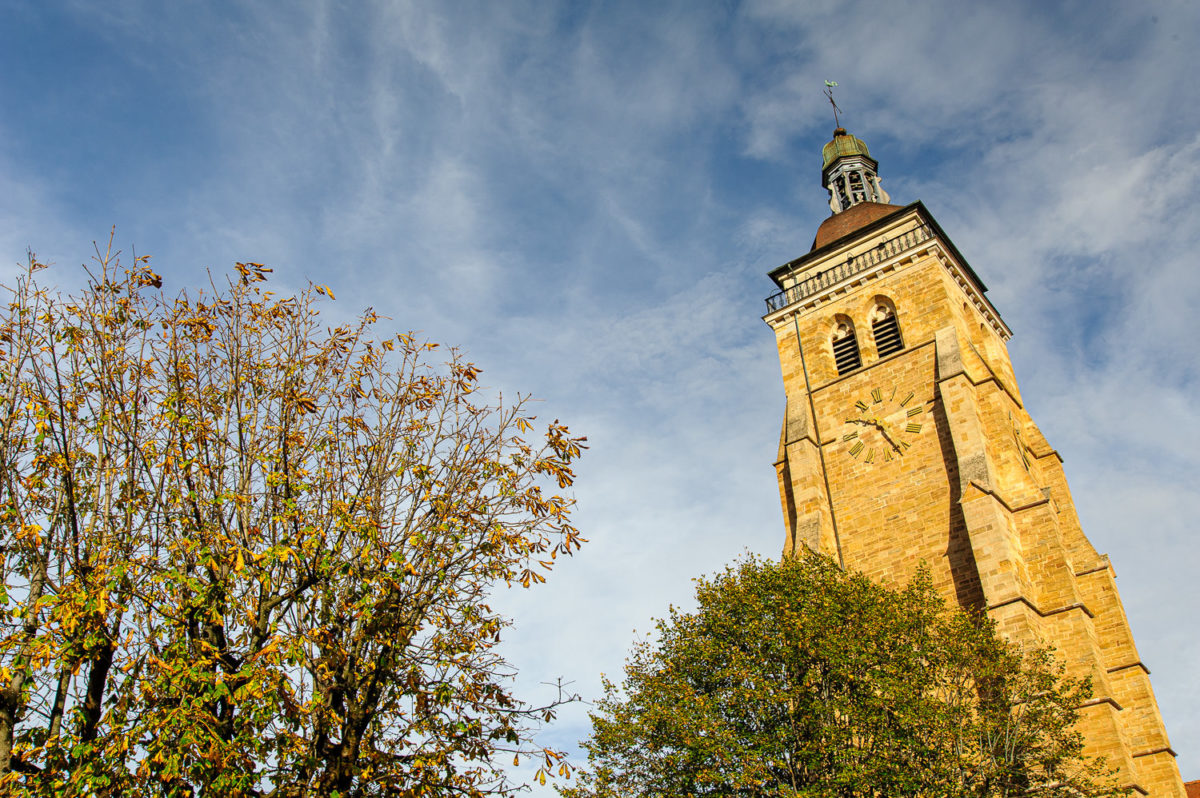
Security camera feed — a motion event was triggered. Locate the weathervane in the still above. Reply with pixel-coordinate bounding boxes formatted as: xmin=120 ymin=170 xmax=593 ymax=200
xmin=824 ymin=80 xmax=842 ymax=129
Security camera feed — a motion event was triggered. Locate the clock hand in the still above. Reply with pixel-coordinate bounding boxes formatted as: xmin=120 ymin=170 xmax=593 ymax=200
xmin=848 ymin=417 xmax=888 ymax=433
xmin=878 ymin=425 xmax=902 ymax=452
xmin=846 ymin=417 xmax=902 ymax=452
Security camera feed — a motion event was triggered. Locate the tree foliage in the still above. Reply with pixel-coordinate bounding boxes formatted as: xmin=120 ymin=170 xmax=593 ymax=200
xmin=566 ymin=553 xmax=1121 ymax=798
xmin=0 ymin=243 xmax=586 ymax=796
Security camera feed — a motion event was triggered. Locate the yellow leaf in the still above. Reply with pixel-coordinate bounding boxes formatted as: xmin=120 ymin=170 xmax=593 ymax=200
xmin=235 ymin=549 xmax=245 ymax=573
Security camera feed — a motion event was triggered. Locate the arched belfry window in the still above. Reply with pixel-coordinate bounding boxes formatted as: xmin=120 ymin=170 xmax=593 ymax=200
xmin=847 ymin=170 xmax=867 ymax=204
xmin=832 ymin=319 xmax=862 ymax=375
xmin=871 ymin=303 xmax=904 ymax=357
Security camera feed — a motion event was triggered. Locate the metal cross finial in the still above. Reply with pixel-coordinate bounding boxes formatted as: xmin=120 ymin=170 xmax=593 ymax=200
xmin=824 ymin=80 xmax=841 ymax=129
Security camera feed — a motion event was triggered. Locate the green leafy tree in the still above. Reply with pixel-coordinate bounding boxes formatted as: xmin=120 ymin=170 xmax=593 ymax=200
xmin=566 ymin=553 xmax=1122 ymax=798
xmin=0 ymin=242 xmax=586 ymax=796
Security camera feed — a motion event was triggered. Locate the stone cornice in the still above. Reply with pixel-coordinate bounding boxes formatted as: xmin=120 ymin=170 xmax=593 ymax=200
xmin=1132 ymin=745 xmax=1177 ymax=759
xmin=764 ymin=203 xmax=1012 ymax=341
xmin=1074 ymin=561 xmax=1115 ymax=578
xmin=962 ymin=478 xmax=1054 ymax=519
xmin=1079 ymin=695 xmax=1125 ymax=712
xmin=1107 ymin=660 xmax=1152 ymax=676
xmin=988 ymin=594 xmax=1095 ymax=620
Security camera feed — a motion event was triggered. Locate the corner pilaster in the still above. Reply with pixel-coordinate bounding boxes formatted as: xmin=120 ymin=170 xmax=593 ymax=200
xmin=776 ymin=395 xmax=838 ymax=559
xmin=935 ymin=327 xmax=1031 ymax=618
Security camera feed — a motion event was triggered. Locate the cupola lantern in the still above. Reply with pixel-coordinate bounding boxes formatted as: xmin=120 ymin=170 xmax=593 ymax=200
xmin=821 ymin=127 xmax=890 ymax=213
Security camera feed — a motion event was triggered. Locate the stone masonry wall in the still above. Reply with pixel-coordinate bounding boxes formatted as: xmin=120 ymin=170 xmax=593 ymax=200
xmin=768 ymin=215 xmax=1184 ymax=796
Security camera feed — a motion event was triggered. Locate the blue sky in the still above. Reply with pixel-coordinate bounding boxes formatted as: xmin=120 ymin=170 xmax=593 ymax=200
xmin=3 ymin=0 xmax=1198 ymax=791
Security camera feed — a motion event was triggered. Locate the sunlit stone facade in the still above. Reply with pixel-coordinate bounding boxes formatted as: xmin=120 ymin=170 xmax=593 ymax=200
xmin=763 ymin=129 xmax=1185 ymax=797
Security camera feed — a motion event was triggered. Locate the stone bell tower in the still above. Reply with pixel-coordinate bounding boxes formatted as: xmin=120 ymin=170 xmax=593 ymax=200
xmin=763 ymin=126 xmax=1184 ymax=796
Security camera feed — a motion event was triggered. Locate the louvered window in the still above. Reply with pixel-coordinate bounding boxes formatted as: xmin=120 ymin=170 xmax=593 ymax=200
xmin=872 ymin=309 xmax=904 ymax=357
xmin=832 ymin=324 xmax=862 ymax=375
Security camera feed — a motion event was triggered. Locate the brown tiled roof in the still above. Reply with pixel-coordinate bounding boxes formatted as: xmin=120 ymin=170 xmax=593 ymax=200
xmin=1184 ymin=779 xmax=1200 ymax=798
xmin=812 ymin=201 xmax=905 ymax=251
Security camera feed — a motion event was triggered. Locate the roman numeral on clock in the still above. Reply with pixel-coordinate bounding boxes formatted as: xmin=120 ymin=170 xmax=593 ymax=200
xmin=906 ymin=422 xmax=922 ymax=434
xmin=855 ymin=400 xmax=869 ymax=411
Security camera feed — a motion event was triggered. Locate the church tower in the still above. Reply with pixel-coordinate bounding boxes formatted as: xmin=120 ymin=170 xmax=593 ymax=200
xmin=764 ymin=126 xmax=1185 ymax=796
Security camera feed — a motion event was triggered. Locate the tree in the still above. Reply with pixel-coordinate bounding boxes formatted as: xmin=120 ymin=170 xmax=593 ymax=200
xmin=0 ymin=242 xmax=586 ymax=796
xmin=565 ymin=553 xmax=1122 ymax=798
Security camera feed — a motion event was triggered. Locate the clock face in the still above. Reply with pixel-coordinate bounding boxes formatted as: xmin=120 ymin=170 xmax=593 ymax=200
xmin=839 ymin=386 xmax=925 ymax=463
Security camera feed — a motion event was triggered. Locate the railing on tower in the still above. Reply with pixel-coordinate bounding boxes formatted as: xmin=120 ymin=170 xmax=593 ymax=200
xmin=764 ymin=224 xmax=932 ymax=314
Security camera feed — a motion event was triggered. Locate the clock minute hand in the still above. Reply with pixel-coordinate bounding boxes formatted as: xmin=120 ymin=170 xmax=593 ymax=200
xmin=867 ymin=418 xmax=903 ymax=452
xmin=878 ymin=425 xmax=902 ymax=453
xmin=848 ymin=416 xmax=903 ymax=452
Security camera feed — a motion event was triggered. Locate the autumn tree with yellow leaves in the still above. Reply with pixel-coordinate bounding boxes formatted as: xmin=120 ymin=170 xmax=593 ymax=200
xmin=0 ymin=244 xmax=586 ymax=796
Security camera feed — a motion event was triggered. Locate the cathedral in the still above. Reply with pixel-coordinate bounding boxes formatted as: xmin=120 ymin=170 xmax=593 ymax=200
xmin=763 ymin=126 xmax=1185 ymax=796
